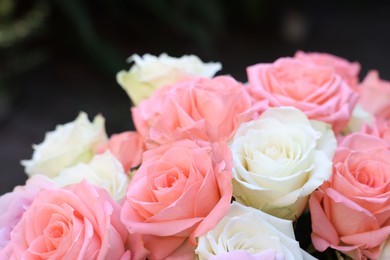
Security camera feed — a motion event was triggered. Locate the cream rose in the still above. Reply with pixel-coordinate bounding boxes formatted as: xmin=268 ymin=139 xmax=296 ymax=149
xmin=22 ymin=112 xmax=107 ymax=178
xmin=341 ymin=104 xmax=373 ymax=135
xmin=196 ymin=202 xmax=315 ymax=260
xmin=379 ymin=239 xmax=390 ymax=260
xmin=117 ymin=53 xmax=222 ymax=105
xmin=230 ymin=107 xmax=336 ymax=220
xmin=52 ymin=151 xmax=130 ymax=202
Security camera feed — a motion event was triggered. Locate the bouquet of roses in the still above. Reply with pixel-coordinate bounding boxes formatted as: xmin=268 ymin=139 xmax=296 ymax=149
xmin=0 ymin=51 xmax=389 ymax=260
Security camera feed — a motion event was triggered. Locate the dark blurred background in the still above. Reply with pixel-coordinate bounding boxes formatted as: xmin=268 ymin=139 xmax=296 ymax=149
xmin=1 ymin=0 xmax=390 ymax=195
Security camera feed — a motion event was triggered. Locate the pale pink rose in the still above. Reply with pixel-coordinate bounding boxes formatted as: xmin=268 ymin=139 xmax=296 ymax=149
xmin=0 ymin=175 xmax=54 ymax=250
xmin=247 ymin=57 xmax=359 ymax=134
xmin=295 ymin=51 xmax=361 ymax=89
xmin=310 ymin=133 xmax=390 ymax=259
xmin=359 ymin=70 xmax=390 ymax=120
xmin=140 ymin=236 xmax=196 ymax=260
xmin=1 ymin=181 xmax=146 ymax=260
xmin=362 ymin=119 xmax=390 ymax=146
xmin=121 ymin=139 xmax=233 ymax=260
xmin=132 ymin=76 xmax=265 ymax=147
xmin=97 ymin=131 xmax=144 ymax=172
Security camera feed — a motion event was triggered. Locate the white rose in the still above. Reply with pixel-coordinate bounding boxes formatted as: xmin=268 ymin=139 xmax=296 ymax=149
xmin=196 ymin=202 xmax=315 ymax=260
xmin=230 ymin=107 xmax=336 ymax=220
xmin=22 ymin=112 xmax=107 ymax=178
xmin=379 ymin=238 xmax=390 ymax=260
xmin=342 ymin=104 xmax=373 ymax=134
xmin=116 ymin=53 xmax=221 ymax=105
xmin=52 ymin=151 xmax=130 ymax=201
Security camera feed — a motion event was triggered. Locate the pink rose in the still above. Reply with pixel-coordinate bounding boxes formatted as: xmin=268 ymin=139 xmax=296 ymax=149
xmin=359 ymin=70 xmax=390 ymax=120
xmin=121 ymin=139 xmax=233 ymax=259
xmin=362 ymin=119 xmax=390 ymax=146
xmin=295 ymin=51 xmax=361 ymax=89
xmin=247 ymin=57 xmax=359 ymax=134
xmin=97 ymin=131 xmax=144 ymax=172
xmin=132 ymin=76 xmax=264 ymax=147
xmin=0 ymin=175 xmax=54 ymax=250
xmin=1 ymin=181 xmax=146 ymax=260
xmin=309 ymin=133 xmax=390 ymax=259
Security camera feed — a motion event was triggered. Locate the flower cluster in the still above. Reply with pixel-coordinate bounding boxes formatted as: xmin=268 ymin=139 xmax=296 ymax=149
xmin=1 ymin=52 xmax=389 ymax=260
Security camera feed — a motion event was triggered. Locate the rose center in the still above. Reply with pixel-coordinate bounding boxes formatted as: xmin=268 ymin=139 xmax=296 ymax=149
xmin=166 ymin=174 xmax=178 ymax=188
xmin=47 ymin=225 xmax=63 ymax=238
xmin=263 ymin=143 xmax=290 ymax=160
xmin=353 ymin=160 xmax=390 ymax=188
xmin=264 ymin=145 xmax=281 ymax=160
xmin=43 ymin=217 xmax=70 ymax=249
xmin=155 ymin=170 xmax=180 ymax=189
xmin=273 ymin=64 xmax=332 ymax=100
xmin=150 ymin=168 xmax=188 ymax=202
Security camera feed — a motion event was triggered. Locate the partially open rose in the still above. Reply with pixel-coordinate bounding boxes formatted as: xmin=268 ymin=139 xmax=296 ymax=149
xmin=117 ymin=53 xmax=221 ymax=105
xmin=22 ymin=112 xmax=107 ymax=178
xmin=1 ymin=181 xmax=142 ymax=259
xmin=230 ymin=107 xmax=336 ymax=220
xmin=0 ymin=175 xmax=55 ymax=250
xmin=121 ymin=139 xmax=233 ymax=259
xmin=294 ymin=51 xmax=361 ymax=89
xmin=359 ymin=70 xmax=390 ymax=121
xmin=132 ymin=76 xmax=263 ymax=147
xmin=196 ymin=202 xmax=315 ymax=260
xmin=310 ymin=133 xmax=390 ymax=259
xmin=52 ymin=151 xmax=130 ymax=202
xmin=97 ymin=131 xmax=144 ymax=173
xmin=362 ymin=118 xmax=390 ymax=146
xmin=247 ymin=57 xmax=359 ymax=134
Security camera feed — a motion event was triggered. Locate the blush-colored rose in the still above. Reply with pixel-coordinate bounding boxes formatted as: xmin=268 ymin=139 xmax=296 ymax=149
xmin=0 ymin=175 xmax=55 ymax=250
xmin=1 ymin=181 xmax=145 ymax=260
xmin=117 ymin=53 xmax=221 ymax=105
xmin=359 ymin=70 xmax=390 ymax=120
xmin=309 ymin=133 xmax=390 ymax=259
xmin=294 ymin=51 xmax=361 ymax=89
xmin=132 ymin=76 xmax=265 ymax=147
xmin=97 ymin=131 xmax=144 ymax=172
xmin=362 ymin=119 xmax=390 ymax=146
xmin=247 ymin=57 xmax=359 ymax=134
xmin=121 ymin=139 xmax=233 ymax=259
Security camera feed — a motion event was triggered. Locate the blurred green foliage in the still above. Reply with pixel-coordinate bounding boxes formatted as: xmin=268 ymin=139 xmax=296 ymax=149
xmin=0 ymin=0 xmax=48 ymax=86
xmin=0 ymin=0 xmax=375 ymax=88
xmin=0 ymin=0 xmax=275 ymax=86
